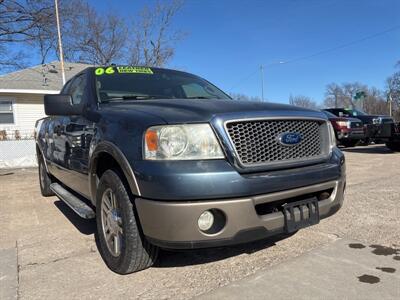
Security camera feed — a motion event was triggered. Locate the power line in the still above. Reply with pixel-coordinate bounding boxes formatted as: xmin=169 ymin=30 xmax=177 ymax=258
xmin=229 ymin=24 xmax=400 ymax=91
xmin=228 ymin=69 xmax=259 ymax=91
xmin=229 ymin=61 xmax=284 ymax=91
xmin=280 ymin=24 xmax=400 ymax=65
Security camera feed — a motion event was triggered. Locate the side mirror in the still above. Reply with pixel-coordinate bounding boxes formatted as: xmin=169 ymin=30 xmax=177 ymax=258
xmin=44 ymin=94 xmax=83 ymax=116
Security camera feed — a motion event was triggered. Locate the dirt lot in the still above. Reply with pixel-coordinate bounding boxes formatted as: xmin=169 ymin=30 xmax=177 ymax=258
xmin=1 ymin=145 xmax=399 ymax=299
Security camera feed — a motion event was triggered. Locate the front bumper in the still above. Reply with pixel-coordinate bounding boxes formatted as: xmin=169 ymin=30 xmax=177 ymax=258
xmin=135 ymin=178 xmax=346 ymax=249
xmin=365 ymin=123 xmax=393 ymax=139
xmin=337 ymin=129 xmax=365 ymax=141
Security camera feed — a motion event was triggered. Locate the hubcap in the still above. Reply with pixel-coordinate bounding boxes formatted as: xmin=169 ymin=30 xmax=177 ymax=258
xmin=101 ymin=188 xmax=123 ymax=257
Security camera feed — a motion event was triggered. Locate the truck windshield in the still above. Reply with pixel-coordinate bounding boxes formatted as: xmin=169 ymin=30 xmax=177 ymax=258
xmin=94 ymin=66 xmax=231 ymax=102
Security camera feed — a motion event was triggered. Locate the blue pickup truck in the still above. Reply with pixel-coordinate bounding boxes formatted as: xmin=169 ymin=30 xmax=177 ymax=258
xmin=35 ymin=66 xmax=346 ymax=274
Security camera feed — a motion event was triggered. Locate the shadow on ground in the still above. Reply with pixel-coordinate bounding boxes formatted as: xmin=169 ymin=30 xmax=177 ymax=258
xmin=54 ymin=200 xmax=96 ymax=235
xmin=54 ymin=199 xmax=294 ymax=268
xmin=342 ymin=145 xmax=392 ymax=154
xmin=155 ymin=233 xmax=294 ymax=268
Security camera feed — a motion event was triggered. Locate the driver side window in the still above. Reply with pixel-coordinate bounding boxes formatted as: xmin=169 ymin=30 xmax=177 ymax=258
xmin=68 ymin=74 xmax=87 ymax=105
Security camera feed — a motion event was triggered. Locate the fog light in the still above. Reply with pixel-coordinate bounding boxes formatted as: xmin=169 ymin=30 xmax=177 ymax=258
xmin=198 ymin=210 xmax=214 ymax=231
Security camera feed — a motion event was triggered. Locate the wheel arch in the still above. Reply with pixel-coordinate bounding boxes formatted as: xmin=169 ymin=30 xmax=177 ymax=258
xmin=35 ymin=142 xmax=49 ymax=173
xmin=89 ymin=141 xmax=141 ymax=206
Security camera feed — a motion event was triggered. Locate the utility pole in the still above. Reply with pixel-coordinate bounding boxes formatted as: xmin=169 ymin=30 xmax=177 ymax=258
xmin=260 ymin=65 xmax=264 ymax=101
xmin=55 ymin=0 xmax=66 ymax=85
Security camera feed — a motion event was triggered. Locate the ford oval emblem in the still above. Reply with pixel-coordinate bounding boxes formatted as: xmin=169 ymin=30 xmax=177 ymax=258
xmin=277 ymin=132 xmax=302 ymax=146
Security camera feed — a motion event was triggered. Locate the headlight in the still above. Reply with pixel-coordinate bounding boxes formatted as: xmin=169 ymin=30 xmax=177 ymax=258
xmin=144 ymin=124 xmax=224 ymax=160
xmin=327 ymin=122 xmax=337 ymax=148
xmin=372 ymin=117 xmax=382 ymax=125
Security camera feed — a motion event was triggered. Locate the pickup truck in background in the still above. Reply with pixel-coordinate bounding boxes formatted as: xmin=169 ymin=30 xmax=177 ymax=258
xmin=35 ymin=66 xmax=346 ymax=274
xmin=323 ymin=108 xmax=394 ymax=145
xmin=321 ymin=110 xmax=365 ymax=147
xmin=386 ymin=122 xmax=400 ymax=151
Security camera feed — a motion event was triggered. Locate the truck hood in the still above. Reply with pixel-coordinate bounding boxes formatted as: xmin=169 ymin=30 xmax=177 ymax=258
xmin=103 ymin=99 xmax=326 ymax=124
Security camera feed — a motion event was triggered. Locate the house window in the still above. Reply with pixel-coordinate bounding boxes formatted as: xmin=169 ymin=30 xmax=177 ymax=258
xmin=0 ymin=100 xmax=14 ymax=124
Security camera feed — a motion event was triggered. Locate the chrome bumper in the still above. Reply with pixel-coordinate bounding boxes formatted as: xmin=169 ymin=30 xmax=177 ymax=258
xmin=135 ymin=179 xmax=346 ymax=249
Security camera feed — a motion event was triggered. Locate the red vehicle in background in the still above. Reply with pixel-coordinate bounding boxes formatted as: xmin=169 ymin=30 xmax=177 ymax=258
xmin=322 ymin=110 xmax=365 ymax=147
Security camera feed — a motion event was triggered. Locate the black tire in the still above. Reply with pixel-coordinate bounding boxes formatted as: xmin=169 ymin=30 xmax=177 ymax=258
xmin=341 ymin=140 xmax=358 ymax=148
xmin=96 ymin=169 xmax=158 ymax=274
xmin=38 ymin=155 xmax=55 ymax=197
xmin=386 ymin=141 xmax=400 ymax=152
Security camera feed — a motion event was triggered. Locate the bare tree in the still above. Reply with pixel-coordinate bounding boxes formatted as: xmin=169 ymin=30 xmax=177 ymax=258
xmin=0 ymin=0 xmax=49 ymax=43
xmin=387 ymin=72 xmax=400 ymax=105
xmin=0 ymin=0 xmax=54 ymax=69
xmin=324 ymin=83 xmax=344 ymax=108
xmin=63 ymin=3 xmax=127 ymax=65
xmin=363 ymin=87 xmax=388 ymax=115
xmin=386 ymin=70 xmax=400 ymax=120
xmin=323 ymin=82 xmax=367 ymax=109
xmin=342 ymin=83 xmax=366 ymax=109
xmin=0 ymin=0 xmax=186 ymax=70
xmin=0 ymin=0 xmax=83 ymax=68
xmin=289 ymin=94 xmax=318 ymax=109
xmin=129 ymin=0 xmax=185 ymax=67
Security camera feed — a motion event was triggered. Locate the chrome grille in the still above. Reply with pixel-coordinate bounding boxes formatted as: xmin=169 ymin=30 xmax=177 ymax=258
xmin=225 ymin=119 xmax=327 ymax=166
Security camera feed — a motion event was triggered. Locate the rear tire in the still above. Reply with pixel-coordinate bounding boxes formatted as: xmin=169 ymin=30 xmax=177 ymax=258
xmin=38 ymin=155 xmax=54 ymax=197
xmin=96 ymin=169 xmax=158 ymax=274
xmin=386 ymin=141 xmax=400 ymax=152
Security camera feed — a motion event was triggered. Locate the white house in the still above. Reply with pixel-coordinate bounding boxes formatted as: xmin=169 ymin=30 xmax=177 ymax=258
xmin=0 ymin=61 xmax=89 ymax=139
xmin=0 ymin=62 xmax=89 ymax=168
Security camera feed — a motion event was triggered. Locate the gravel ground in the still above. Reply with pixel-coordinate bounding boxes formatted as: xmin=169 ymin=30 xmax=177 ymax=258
xmin=0 ymin=145 xmax=399 ymax=299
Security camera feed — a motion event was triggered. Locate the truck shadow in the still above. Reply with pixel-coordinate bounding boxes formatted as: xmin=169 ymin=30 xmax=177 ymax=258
xmin=342 ymin=145 xmax=393 ymax=154
xmin=155 ymin=233 xmax=294 ymax=268
xmin=54 ymin=200 xmax=96 ymax=235
xmin=54 ymin=200 xmax=295 ymax=268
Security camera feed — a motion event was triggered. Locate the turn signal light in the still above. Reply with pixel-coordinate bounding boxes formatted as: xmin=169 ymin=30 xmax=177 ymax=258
xmin=145 ymin=129 xmax=158 ymax=151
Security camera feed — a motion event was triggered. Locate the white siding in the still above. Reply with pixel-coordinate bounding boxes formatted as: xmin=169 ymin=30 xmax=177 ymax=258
xmin=0 ymin=93 xmax=47 ymax=138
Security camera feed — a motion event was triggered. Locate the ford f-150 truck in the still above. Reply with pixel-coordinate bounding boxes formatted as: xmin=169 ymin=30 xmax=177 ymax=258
xmin=35 ymin=66 xmax=346 ymax=274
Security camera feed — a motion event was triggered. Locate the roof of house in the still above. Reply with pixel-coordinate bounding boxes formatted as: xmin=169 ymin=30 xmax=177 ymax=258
xmin=0 ymin=62 xmax=91 ymax=94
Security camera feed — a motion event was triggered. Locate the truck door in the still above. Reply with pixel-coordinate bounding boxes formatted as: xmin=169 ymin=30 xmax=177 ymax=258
xmin=52 ymin=73 xmax=93 ymax=199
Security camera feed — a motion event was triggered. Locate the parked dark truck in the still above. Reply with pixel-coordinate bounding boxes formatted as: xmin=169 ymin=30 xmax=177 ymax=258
xmin=35 ymin=66 xmax=346 ymax=274
xmin=386 ymin=122 xmax=400 ymax=151
xmin=324 ymin=108 xmax=394 ymax=145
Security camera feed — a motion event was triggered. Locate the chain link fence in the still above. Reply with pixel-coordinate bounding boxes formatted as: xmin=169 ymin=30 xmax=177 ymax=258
xmin=0 ymin=129 xmax=37 ymax=169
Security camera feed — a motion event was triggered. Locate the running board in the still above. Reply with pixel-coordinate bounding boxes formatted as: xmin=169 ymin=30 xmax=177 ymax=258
xmin=50 ymin=183 xmax=95 ymax=219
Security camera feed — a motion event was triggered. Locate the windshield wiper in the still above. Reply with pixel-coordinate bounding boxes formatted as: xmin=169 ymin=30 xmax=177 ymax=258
xmin=101 ymin=95 xmax=171 ymax=103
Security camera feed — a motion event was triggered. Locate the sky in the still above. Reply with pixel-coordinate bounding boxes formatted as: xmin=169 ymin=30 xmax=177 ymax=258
xmin=19 ymin=0 xmax=400 ymax=104
xmin=88 ymin=0 xmax=400 ymax=104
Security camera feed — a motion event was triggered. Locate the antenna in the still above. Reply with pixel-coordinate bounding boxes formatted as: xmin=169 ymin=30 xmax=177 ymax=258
xmin=54 ymin=0 xmax=66 ymax=85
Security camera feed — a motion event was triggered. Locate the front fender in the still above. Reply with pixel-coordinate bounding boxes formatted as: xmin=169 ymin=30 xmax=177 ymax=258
xmin=88 ymin=141 xmax=141 ymax=205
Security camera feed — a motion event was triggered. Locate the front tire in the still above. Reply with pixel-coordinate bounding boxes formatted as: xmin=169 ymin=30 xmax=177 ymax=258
xmin=38 ymin=155 xmax=54 ymax=197
xmin=96 ymin=169 xmax=158 ymax=274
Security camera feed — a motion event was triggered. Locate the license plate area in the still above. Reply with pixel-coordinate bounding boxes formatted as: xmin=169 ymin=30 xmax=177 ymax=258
xmin=282 ymin=197 xmax=320 ymax=233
